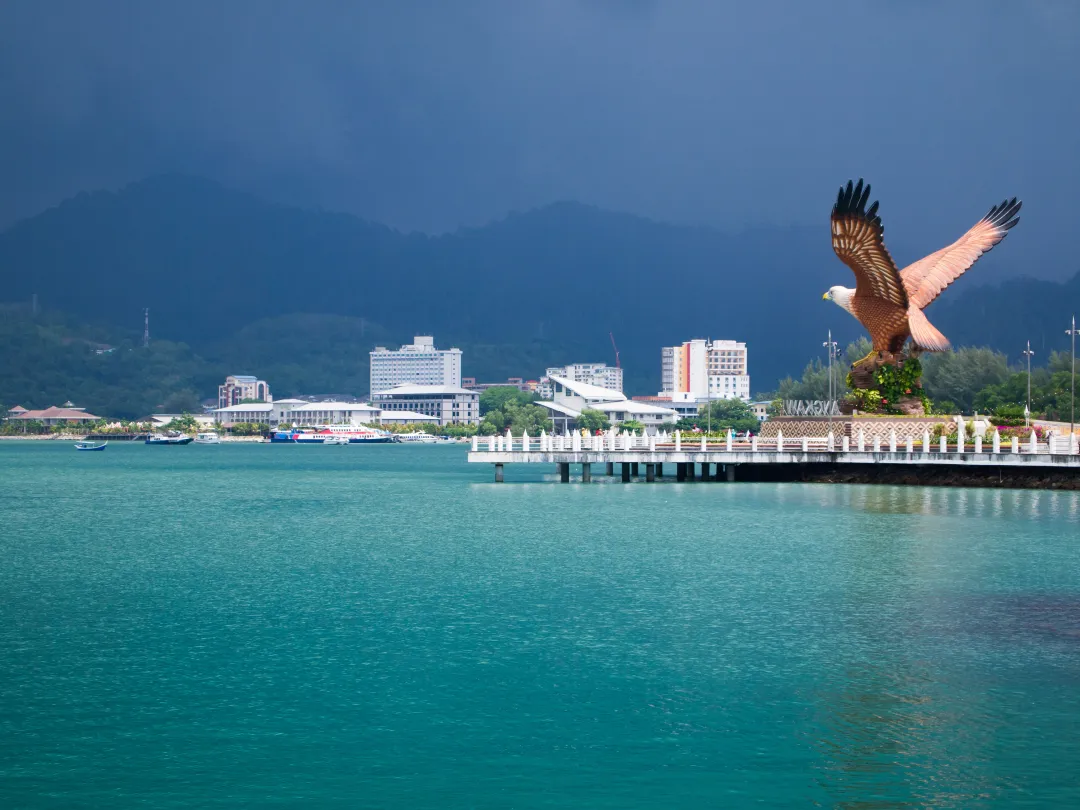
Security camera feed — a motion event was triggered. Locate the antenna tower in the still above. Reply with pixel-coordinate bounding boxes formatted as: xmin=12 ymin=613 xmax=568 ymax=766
xmin=143 ymin=308 xmax=150 ymax=348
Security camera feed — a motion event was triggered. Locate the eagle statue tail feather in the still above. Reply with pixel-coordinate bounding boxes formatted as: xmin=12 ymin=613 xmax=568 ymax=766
xmin=907 ymin=307 xmax=951 ymax=352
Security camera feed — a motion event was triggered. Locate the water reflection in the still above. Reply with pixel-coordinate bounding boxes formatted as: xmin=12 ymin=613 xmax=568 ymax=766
xmin=811 ymin=661 xmax=1000 ymax=808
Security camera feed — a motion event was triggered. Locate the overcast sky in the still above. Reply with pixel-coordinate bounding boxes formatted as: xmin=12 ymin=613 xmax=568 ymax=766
xmin=3 ymin=1 xmax=1078 ymax=278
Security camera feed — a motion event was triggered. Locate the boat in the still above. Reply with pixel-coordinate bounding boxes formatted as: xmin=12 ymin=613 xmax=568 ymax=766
xmin=74 ymin=441 xmax=108 ymax=451
xmin=396 ymin=431 xmax=439 ymax=444
xmin=194 ymin=432 xmax=222 ymax=445
xmin=271 ymin=425 xmax=395 ymax=444
xmin=322 ymin=436 xmax=350 ymax=445
xmin=145 ymin=433 xmax=194 ymax=445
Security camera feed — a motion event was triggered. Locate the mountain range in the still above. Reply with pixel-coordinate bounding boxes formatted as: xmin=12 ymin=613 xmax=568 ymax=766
xmin=1 ymin=175 xmax=1077 ymax=405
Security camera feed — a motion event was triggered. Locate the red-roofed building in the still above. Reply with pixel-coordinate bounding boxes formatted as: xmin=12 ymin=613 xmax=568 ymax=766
xmin=9 ymin=406 xmax=102 ymax=425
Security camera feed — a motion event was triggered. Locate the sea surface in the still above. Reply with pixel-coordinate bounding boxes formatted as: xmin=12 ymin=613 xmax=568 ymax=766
xmin=1 ymin=441 xmax=1079 ymax=808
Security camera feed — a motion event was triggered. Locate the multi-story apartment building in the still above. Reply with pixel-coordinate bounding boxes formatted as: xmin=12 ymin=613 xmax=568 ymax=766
xmin=218 ymin=375 xmax=272 ymax=409
xmin=539 ymin=363 xmax=622 ymax=398
xmin=372 ymin=384 xmax=480 ymax=426
xmin=660 ymin=339 xmax=749 ymax=401
xmin=369 ymin=336 xmax=462 ymax=394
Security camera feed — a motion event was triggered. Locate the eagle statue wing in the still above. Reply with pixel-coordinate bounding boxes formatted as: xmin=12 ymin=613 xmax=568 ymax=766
xmin=900 ymin=198 xmax=1021 ymax=310
xmin=831 ymin=179 xmax=908 ymax=310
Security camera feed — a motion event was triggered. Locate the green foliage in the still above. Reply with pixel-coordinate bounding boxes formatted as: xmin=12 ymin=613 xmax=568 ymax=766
xmin=229 ymin=422 xmax=269 ymax=436
xmin=618 ymin=419 xmax=645 ymax=433
xmin=479 ymin=402 xmax=552 ymax=436
xmin=701 ymin=398 xmax=759 ymax=433
xmin=162 ymin=412 xmax=200 ymax=433
xmin=848 ymin=388 xmax=883 ymax=413
xmin=577 ymin=408 xmax=611 ymax=434
xmin=479 ymin=387 xmax=537 ymax=416
xmin=921 ymin=348 xmax=1009 ymax=413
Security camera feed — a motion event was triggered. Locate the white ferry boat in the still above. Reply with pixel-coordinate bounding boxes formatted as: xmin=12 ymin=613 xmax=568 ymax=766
xmin=396 ymin=431 xmax=439 ymax=444
xmin=271 ymin=425 xmax=395 ymax=444
xmin=194 ymin=432 xmax=222 ymax=445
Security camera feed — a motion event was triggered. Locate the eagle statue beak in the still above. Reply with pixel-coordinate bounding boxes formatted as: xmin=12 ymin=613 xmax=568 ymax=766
xmin=822 ymin=292 xmax=830 ymax=300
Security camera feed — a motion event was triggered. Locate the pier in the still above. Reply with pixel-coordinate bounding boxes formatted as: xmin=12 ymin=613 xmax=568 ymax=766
xmin=469 ymin=429 xmax=1080 ymax=488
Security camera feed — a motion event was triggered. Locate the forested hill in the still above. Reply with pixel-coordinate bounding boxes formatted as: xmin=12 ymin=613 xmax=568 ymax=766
xmin=0 ymin=175 xmax=1073 ymax=395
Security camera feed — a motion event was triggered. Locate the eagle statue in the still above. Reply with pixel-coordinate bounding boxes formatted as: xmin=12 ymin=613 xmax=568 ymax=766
xmin=824 ymin=179 xmax=1021 ymax=366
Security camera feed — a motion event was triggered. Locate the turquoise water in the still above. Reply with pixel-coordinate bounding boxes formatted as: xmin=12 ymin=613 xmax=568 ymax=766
xmin=1 ymin=442 xmax=1079 ymax=808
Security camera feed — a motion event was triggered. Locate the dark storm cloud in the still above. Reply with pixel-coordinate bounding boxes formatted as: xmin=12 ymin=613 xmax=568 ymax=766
xmin=2 ymin=0 xmax=1079 ymax=277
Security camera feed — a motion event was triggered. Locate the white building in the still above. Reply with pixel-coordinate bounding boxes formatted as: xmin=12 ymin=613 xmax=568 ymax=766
xmin=378 ymin=410 xmax=438 ymax=426
xmin=218 ymin=375 xmax=272 ymax=409
xmin=370 ymin=336 xmax=462 ymax=394
xmin=536 ymin=375 xmax=676 ymax=434
xmin=540 ymin=363 xmax=623 ymax=397
xmin=212 ymin=399 xmax=382 ymax=428
xmin=660 ymin=339 xmax=749 ymax=401
xmin=372 ymin=384 xmax=480 ymax=426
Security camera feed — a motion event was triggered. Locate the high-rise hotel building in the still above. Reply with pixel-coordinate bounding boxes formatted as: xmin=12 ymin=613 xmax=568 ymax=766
xmin=660 ymin=339 xmax=749 ymax=401
xmin=369 ymin=336 xmax=462 ymax=395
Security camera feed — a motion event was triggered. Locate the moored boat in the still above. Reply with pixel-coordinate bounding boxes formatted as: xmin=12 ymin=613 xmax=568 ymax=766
xmin=271 ymin=425 xmax=395 ymax=444
xmin=74 ymin=441 xmax=108 ymax=451
xmin=145 ymin=433 xmax=194 ymax=445
xmin=396 ymin=431 xmax=439 ymax=444
xmin=194 ymin=432 xmax=222 ymax=445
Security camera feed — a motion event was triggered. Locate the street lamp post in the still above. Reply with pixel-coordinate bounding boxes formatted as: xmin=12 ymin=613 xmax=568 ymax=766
xmin=823 ymin=330 xmax=839 ymax=402
xmin=1068 ymin=315 xmax=1079 ymax=439
xmin=1022 ymin=341 xmax=1035 ymax=427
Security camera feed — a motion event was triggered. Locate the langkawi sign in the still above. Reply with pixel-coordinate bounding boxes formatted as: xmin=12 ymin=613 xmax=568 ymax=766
xmin=782 ymin=400 xmax=842 ymax=417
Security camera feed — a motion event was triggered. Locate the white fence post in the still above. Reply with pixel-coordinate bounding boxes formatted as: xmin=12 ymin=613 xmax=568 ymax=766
xmin=776 ymin=429 xmax=784 ymax=452
xmin=675 ymin=430 xmax=682 ymax=452
xmin=488 ymin=434 xmax=496 ymax=452
xmin=889 ymin=429 xmax=897 ymax=453
xmin=572 ymin=430 xmax=582 ymax=452
xmin=726 ymin=430 xmax=733 ymax=452
xmin=649 ymin=432 xmax=656 ymax=452
xmin=992 ymin=431 xmax=1000 ymax=454
xmin=939 ymin=435 xmax=947 ymax=453
xmin=827 ymin=431 xmax=835 ymax=451
xmin=1029 ymin=431 xmax=1038 ymax=454
xmin=922 ymin=429 xmax=931 ymax=453
xmin=751 ymin=435 xmax=759 ymax=452
xmin=701 ymin=433 xmax=707 ymax=452
xmin=1011 ymin=436 xmax=1019 ymax=454
xmin=872 ymin=436 xmax=881 ymax=453
xmin=842 ymin=435 xmax=850 ymax=452
xmin=974 ymin=434 xmax=982 ymax=454
xmin=905 ymin=437 xmax=913 ymax=454
xmin=506 ymin=428 xmax=513 ymax=452
xmin=857 ymin=430 xmax=865 ymax=452
xmin=522 ymin=431 xmax=530 ymax=453
xmin=957 ymin=434 xmax=965 ymax=453
xmin=801 ymin=437 xmax=808 ymax=452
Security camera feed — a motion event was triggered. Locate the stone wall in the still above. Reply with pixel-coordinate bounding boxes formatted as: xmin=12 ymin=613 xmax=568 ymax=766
xmin=759 ymin=416 xmax=953 ymax=441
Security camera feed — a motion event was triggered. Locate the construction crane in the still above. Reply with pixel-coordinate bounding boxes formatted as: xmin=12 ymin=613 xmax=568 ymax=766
xmin=609 ymin=332 xmax=620 ymax=369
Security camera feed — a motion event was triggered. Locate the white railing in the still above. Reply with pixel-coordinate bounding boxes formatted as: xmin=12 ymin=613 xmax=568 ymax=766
xmin=471 ymin=428 xmax=1079 ymax=456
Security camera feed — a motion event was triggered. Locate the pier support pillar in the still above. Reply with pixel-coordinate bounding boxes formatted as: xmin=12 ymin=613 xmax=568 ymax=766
xmin=582 ymin=462 xmax=591 ymax=483
xmin=714 ymin=464 xmax=724 ymax=481
xmin=677 ymin=463 xmax=687 ymax=482
xmin=631 ymin=462 xmax=640 ymax=476
xmin=559 ymin=463 xmax=570 ymax=483
xmin=605 ymin=462 xmax=614 ymax=476
xmin=726 ymin=464 xmax=736 ymax=482
xmin=701 ymin=462 xmax=710 ymax=480
xmin=621 ymin=463 xmax=631 ymax=482
xmin=686 ymin=462 xmax=696 ymax=481
xmin=656 ymin=463 xmax=663 ymax=479
xmin=494 ymin=463 xmax=504 ymax=483
xmin=646 ymin=463 xmax=656 ymax=482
